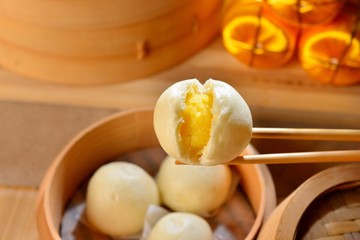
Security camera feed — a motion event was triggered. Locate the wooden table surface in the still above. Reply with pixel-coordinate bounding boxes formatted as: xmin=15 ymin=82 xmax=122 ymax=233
xmin=0 ymin=186 xmax=39 ymax=240
xmin=1 ymin=36 xmax=360 ymax=240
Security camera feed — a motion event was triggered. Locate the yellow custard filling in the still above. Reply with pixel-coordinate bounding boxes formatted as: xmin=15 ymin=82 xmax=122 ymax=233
xmin=180 ymin=85 xmax=213 ymax=158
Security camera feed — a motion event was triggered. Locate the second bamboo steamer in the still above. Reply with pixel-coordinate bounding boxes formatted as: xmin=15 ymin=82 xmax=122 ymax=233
xmin=0 ymin=0 xmax=222 ymax=85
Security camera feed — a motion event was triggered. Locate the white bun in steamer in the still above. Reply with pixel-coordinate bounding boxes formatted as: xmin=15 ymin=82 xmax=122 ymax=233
xmin=148 ymin=212 xmax=213 ymax=240
xmin=156 ymin=155 xmax=232 ymax=216
xmin=85 ymin=162 xmax=160 ymax=237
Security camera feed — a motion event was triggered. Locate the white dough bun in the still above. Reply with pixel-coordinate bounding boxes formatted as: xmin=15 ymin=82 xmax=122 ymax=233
xmin=156 ymin=155 xmax=232 ymax=216
xmin=154 ymin=78 xmax=252 ymax=165
xmin=86 ymin=161 xmax=160 ymax=237
xmin=148 ymin=212 xmax=213 ymax=240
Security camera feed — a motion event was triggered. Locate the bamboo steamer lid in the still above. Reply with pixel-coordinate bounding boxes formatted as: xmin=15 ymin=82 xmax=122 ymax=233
xmin=36 ymin=109 xmax=277 ymax=239
xmin=0 ymin=0 xmax=222 ymax=85
xmin=258 ymin=164 xmax=360 ymax=240
xmin=296 ymin=183 xmax=360 ymax=239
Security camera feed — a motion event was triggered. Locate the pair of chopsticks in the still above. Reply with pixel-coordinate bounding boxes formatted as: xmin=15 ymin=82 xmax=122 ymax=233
xmin=233 ymin=127 xmax=360 ymax=164
xmin=176 ymin=128 xmax=360 ymax=165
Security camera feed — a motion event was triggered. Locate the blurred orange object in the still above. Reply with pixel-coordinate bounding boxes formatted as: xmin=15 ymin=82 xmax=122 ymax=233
xmin=222 ymin=0 xmax=298 ymax=68
xmin=298 ymin=4 xmax=360 ymax=86
xmin=265 ymin=0 xmax=345 ymax=27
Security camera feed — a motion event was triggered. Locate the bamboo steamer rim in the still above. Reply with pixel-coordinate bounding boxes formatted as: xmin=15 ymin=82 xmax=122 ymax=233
xmin=0 ymin=0 xmax=195 ymax=29
xmin=258 ymin=163 xmax=360 ymax=240
xmin=36 ymin=109 xmax=276 ymax=240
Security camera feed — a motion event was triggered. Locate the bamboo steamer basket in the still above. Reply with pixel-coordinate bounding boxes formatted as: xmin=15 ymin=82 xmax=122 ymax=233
xmin=258 ymin=163 xmax=360 ymax=240
xmin=36 ymin=109 xmax=276 ymax=240
xmin=0 ymin=0 xmax=222 ymax=85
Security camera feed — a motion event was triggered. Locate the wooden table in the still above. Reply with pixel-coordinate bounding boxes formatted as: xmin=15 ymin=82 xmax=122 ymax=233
xmin=0 ymin=186 xmax=39 ymax=240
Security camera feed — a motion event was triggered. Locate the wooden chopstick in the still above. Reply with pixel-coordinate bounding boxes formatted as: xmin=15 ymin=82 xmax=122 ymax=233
xmin=175 ymin=150 xmax=360 ymax=165
xmin=228 ymin=150 xmax=360 ymax=164
xmin=252 ymin=127 xmax=360 ymax=142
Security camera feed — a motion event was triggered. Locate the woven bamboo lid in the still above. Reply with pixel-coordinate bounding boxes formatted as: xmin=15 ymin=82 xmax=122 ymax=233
xmin=258 ymin=164 xmax=360 ymax=240
xmin=296 ymin=182 xmax=360 ymax=239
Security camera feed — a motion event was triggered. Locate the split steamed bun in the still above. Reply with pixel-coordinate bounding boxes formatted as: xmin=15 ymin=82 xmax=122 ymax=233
xmin=157 ymin=155 xmax=232 ymax=216
xmin=85 ymin=162 xmax=160 ymax=237
xmin=148 ymin=212 xmax=213 ymax=240
xmin=153 ymin=78 xmax=252 ymax=165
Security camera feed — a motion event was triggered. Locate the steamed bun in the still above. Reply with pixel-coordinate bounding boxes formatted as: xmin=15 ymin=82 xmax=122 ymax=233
xmin=153 ymin=78 xmax=252 ymax=165
xmin=148 ymin=212 xmax=213 ymax=240
xmin=86 ymin=162 xmax=160 ymax=237
xmin=156 ymin=155 xmax=232 ymax=216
